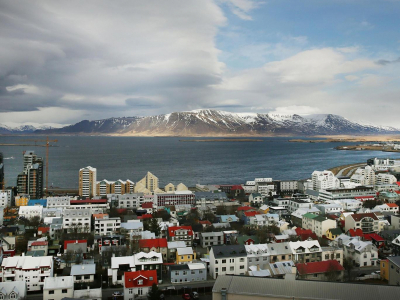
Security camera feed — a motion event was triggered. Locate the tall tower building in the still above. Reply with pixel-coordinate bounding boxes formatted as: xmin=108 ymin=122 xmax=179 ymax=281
xmin=17 ymin=151 xmax=44 ymax=199
xmin=0 ymin=152 xmax=4 ymax=190
xmin=79 ymin=166 xmax=97 ymax=198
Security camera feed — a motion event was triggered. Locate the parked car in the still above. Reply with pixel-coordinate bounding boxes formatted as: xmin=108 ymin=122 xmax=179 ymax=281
xmin=182 ymin=294 xmax=191 ymax=300
xmin=190 ymin=291 xmax=199 ymax=299
xmin=112 ymin=292 xmax=122 ymax=297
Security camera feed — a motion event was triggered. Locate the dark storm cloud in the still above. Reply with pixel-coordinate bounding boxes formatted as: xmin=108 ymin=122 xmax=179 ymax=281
xmin=376 ymin=57 xmax=400 ymax=65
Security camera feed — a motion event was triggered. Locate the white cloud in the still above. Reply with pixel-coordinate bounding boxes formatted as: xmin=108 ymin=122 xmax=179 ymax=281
xmin=269 ymin=106 xmax=321 ymax=115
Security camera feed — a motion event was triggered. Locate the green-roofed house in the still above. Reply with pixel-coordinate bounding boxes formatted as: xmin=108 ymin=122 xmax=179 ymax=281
xmin=326 ymin=228 xmax=343 ymax=240
xmin=235 ymin=235 xmax=259 ymax=245
xmin=302 ymin=214 xmax=337 ymax=238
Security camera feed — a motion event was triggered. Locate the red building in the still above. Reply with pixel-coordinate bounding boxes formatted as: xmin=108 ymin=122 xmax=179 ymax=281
xmin=124 ymin=270 xmax=158 ymax=298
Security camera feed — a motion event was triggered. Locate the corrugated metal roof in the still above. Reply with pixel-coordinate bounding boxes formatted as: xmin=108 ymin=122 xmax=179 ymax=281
xmin=213 ymin=275 xmax=400 ymax=299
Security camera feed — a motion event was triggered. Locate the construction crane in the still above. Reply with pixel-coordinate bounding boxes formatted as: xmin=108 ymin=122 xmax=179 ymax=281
xmin=22 ymin=137 xmax=58 ymax=195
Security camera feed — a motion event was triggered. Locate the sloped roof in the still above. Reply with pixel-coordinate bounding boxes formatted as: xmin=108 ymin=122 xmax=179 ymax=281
xmin=296 ymin=260 xmax=344 ymax=275
xmin=168 ymin=226 xmax=193 ymax=237
xmin=139 ymin=238 xmax=168 ymax=249
xmin=125 ymin=270 xmax=157 ymax=288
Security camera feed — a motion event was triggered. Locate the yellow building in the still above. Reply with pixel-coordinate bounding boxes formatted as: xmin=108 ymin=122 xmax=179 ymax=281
xmin=176 ymin=247 xmax=196 ymax=264
xmin=380 ymin=259 xmax=389 ymax=281
xmin=15 ymin=195 xmax=29 ymax=207
xmin=325 ymin=228 xmax=343 ymax=241
xmin=136 ymin=171 xmax=159 ymax=193
xmin=165 ymin=183 xmax=175 ymax=192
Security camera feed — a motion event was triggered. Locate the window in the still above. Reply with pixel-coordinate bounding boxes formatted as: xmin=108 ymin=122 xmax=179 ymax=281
xmin=84 ymin=275 xmax=90 ymax=280
xmin=62 ymin=289 xmax=68 ymax=294
xmin=222 ymin=259 xmax=226 ymax=263
xmin=240 ymin=265 xmax=244 ymax=269
xmin=138 ymin=279 xmax=143 ymax=285
xmin=49 ymin=291 xmax=55 ymax=295
xmin=222 ymin=267 xmax=226 ymax=272
xmin=240 ymin=258 xmax=244 ymax=262
xmin=230 ymin=267 xmax=234 ymax=271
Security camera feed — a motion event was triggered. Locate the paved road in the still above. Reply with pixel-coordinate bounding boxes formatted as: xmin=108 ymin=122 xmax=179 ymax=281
xmin=336 ymin=163 xmax=366 ymax=177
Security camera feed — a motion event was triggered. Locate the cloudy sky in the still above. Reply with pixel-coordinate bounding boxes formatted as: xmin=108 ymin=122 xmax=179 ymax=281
xmin=1 ymin=0 xmax=400 ymax=127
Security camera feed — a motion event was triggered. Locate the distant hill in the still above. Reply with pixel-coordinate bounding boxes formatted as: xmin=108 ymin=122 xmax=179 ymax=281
xmin=6 ymin=109 xmax=400 ymax=136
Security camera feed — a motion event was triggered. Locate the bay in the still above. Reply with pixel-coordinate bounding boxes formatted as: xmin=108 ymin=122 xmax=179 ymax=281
xmin=1 ymin=136 xmax=399 ymax=189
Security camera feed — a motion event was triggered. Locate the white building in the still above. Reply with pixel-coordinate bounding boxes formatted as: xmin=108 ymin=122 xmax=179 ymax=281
xmin=350 ymin=166 xmax=376 ymax=186
xmin=372 ymin=203 xmax=399 ymax=214
xmin=315 ymin=203 xmax=342 ymax=215
xmin=46 ymin=196 xmax=72 ymax=208
xmin=311 ymin=170 xmax=340 ymax=191
xmin=43 ymin=276 xmax=74 ymax=300
xmin=94 ymin=216 xmax=121 ymax=235
xmin=0 ymin=281 xmax=27 ymax=300
xmin=245 ymin=244 xmax=270 ymax=270
xmin=369 ymin=158 xmax=400 ymax=171
xmin=288 ymin=199 xmax=313 ymax=213
xmin=301 ymin=214 xmax=337 ymax=238
xmin=63 ymin=209 xmax=91 ymax=233
xmin=248 ymin=193 xmax=263 ymax=206
xmin=71 ymin=264 xmax=96 ymax=283
xmin=328 ymin=199 xmax=363 ymax=211
xmin=249 ymin=214 xmax=279 ymax=227
xmin=18 ymin=205 xmax=43 ymax=219
xmin=0 ymin=192 xmax=9 ymax=207
xmin=120 ymin=220 xmax=144 ymax=238
xmin=341 ymin=236 xmax=378 ymax=267
xmin=280 ymin=180 xmax=299 ymax=193
xmin=209 ymin=245 xmax=248 ymax=279
xmin=242 ymin=181 xmax=257 ymax=194
xmin=289 ymin=241 xmax=322 ymax=263
xmin=376 ymin=173 xmax=397 ymax=185
xmin=0 ymin=256 xmax=53 ymax=291
xmin=318 ymin=186 xmax=376 ymax=202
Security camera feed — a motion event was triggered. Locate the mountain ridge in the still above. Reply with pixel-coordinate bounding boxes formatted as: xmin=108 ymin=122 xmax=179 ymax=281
xmin=2 ymin=109 xmax=400 ymax=136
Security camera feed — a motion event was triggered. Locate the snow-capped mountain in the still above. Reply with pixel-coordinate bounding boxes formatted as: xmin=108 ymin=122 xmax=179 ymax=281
xmin=18 ymin=109 xmax=400 ymax=136
xmin=0 ymin=123 xmax=67 ymax=134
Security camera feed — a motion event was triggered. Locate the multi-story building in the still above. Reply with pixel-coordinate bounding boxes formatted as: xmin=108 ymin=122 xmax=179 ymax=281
xmin=14 ymin=194 xmax=30 ymax=207
xmin=248 ymin=193 xmax=263 ymax=206
xmin=350 ymin=166 xmax=376 ymax=186
xmin=169 ymin=263 xmax=207 ymax=284
xmin=0 ymin=256 xmax=53 ymax=291
xmin=288 ymin=199 xmax=313 ymax=213
xmin=94 ymin=216 xmax=121 ymax=235
xmin=167 ymin=226 xmax=194 ymax=247
xmin=345 ymin=213 xmax=379 ymax=234
xmin=155 ymin=191 xmax=195 ymax=207
xmin=43 ymin=276 xmax=74 ymax=300
xmin=17 ymin=151 xmax=44 ymax=199
xmin=209 ymin=245 xmax=248 ymax=279
xmin=296 ymin=260 xmax=344 ymax=281
xmin=318 ymin=186 xmax=376 ymax=202
xmin=280 ymin=180 xmax=299 ymax=193
xmin=176 ymin=247 xmax=195 ymax=264
xmin=249 ymin=213 xmax=279 ymax=228
xmin=194 ymin=192 xmax=227 ymax=207
xmin=302 ymin=213 xmax=337 ymax=238
xmin=200 ymin=232 xmax=224 ymax=248
xmin=135 ymin=171 xmax=159 ymax=194
xmin=132 ymin=252 xmax=163 ymax=281
xmin=46 ymin=196 xmax=71 ymax=208
xmin=387 ymin=256 xmax=400 ymax=286
xmin=367 ymin=157 xmax=400 ymax=171
xmin=376 ymin=173 xmax=397 ymax=185
xmin=110 ymin=193 xmax=145 ymax=209
xmin=71 ymin=264 xmax=96 ymax=283
xmin=79 ymin=166 xmax=97 ymax=198
xmin=63 ymin=208 xmax=91 ymax=233
xmin=18 ymin=205 xmax=43 ymax=219
xmin=311 ymin=170 xmax=340 ymax=191
xmin=123 ymin=270 xmax=157 ymax=300
xmin=0 ymin=152 xmax=3 ymax=191
xmin=329 ymin=199 xmax=363 ymax=211
xmin=167 ymin=241 xmax=187 ymax=261
xmin=0 ymin=192 xmax=9 ymax=207
xmin=289 ymin=240 xmax=322 ymax=264
xmin=245 ymin=244 xmax=270 ymax=269
xmin=0 ymin=281 xmax=27 ymax=300
xmin=342 ymin=237 xmax=378 ymax=267
xmin=139 ymin=238 xmax=168 ymax=261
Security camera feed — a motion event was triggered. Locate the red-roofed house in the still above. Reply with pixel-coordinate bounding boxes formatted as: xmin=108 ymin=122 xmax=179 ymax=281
xmin=199 ymin=220 xmax=212 ymax=229
xmin=364 ymin=233 xmax=385 ymax=248
xmin=124 ymin=270 xmax=157 ymax=299
xmin=27 ymin=240 xmax=48 ymax=255
xmin=137 ymin=214 xmax=153 ymax=220
xmin=139 ymin=238 xmax=168 ymax=260
xmin=295 ymin=227 xmax=318 ymax=241
xmin=37 ymin=226 xmax=50 ymax=236
xmin=141 ymin=202 xmax=154 ymax=214
xmin=167 ymin=226 xmax=193 ymax=247
xmin=64 ymin=240 xmax=87 ymax=253
xmin=296 ymin=260 xmax=344 ymax=281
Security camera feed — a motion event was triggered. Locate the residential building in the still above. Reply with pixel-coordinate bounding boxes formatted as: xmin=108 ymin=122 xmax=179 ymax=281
xmin=302 ymin=213 xmax=337 ymax=238
xmin=245 ymin=244 xmax=270 ymax=269
xmin=123 ymin=270 xmax=157 ymax=300
xmin=63 ymin=209 xmax=91 ymax=233
xmin=268 ymin=243 xmax=293 ymax=263
xmin=154 ymin=191 xmax=195 ymax=207
xmin=212 ymin=274 xmax=400 ymax=300
xmin=0 ymin=192 xmax=9 ymax=207
xmin=318 ymin=186 xmax=376 ymax=202
xmin=288 ymin=199 xmax=313 ymax=213
xmin=170 ymin=263 xmax=207 ymax=283
xmin=0 ymin=256 xmax=53 ymax=291
xmin=315 ymin=203 xmax=342 ymax=215
xmin=94 ymin=216 xmax=121 ymax=235
xmin=280 ymin=180 xmax=299 ymax=193
xmin=311 ymin=170 xmax=340 ymax=191
xmin=132 ymin=252 xmax=163 ymax=281
xmin=79 ymin=166 xmax=97 ymax=198
xmin=135 ymin=171 xmax=159 ymax=193
xmin=167 ymin=241 xmax=186 ymax=261
xmin=176 ymin=247 xmax=195 ymax=264
xmin=27 ymin=240 xmax=48 ymax=255
xmin=321 ymin=247 xmax=343 ymax=265
xmin=387 ymin=256 xmax=400 ymax=286
xmin=368 ymin=157 xmax=400 ymax=171
xmin=267 ymin=261 xmax=295 ymax=278
xmin=249 ymin=213 xmax=279 ymax=228
xmin=326 ymin=228 xmax=343 ymax=241
xmin=248 ymin=193 xmax=263 ymax=206
xmin=209 ymin=245 xmax=248 ymax=279
xmin=194 ymin=192 xmax=227 ymax=207
xmin=296 ymin=260 xmax=344 ymax=281
xmin=200 ymin=232 xmax=224 ymax=248
xmin=18 ymin=205 xmax=43 ymax=219
xmin=138 ymin=238 xmax=168 ymax=261
xmin=350 ymin=165 xmax=376 ymax=186
xmin=43 ymin=276 xmax=74 ymax=300
xmin=167 ymin=226 xmax=193 ymax=247
xmin=71 ymin=264 xmax=96 ymax=283
xmin=0 ymin=281 xmax=26 ymax=300
xmin=340 ymin=236 xmax=378 ymax=267
xmin=120 ymin=220 xmax=144 ymax=237
xmin=380 ymin=259 xmax=390 ymax=281
xmin=329 ymin=199 xmax=363 ymax=211
xmin=291 ymin=207 xmax=321 ymax=228
xmin=17 ymin=151 xmax=44 ymax=199
xmin=289 ymin=240 xmax=322 ymax=264
xmin=376 ymin=173 xmax=397 ymax=185
xmin=14 ymin=194 xmax=29 ymax=207
xmin=110 ymin=193 xmax=145 ymax=209
xmin=345 ymin=213 xmax=379 ymax=234
xmin=372 ymin=203 xmax=399 ymax=214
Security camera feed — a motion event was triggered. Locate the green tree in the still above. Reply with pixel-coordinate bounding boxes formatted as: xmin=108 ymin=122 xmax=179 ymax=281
xmin=147 ymin=283 xmax=162 ymax=300
xmin=149 ymin=218 xmax=161 ymax=237
xmin=343 ymin=257 xmax=355 ymax=281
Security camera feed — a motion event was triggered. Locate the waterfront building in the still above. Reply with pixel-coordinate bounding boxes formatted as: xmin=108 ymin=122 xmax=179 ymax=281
xmin=367 ymin=157 xmax=400 ymax=171
xmin=17 ymin=151 xmax=44 ymax=199
xmin=318 ymin=186 xmax=376 ymax=201
xmin=376 ymin=173 xmax=397 ymax=185
xmin=311 ymin=170 xmax=340 ymax=191
xmin=135 ymin=171 xmax=159 ymax=193
xmin=350 ymin=165 xmax=376 ymax=185
xmin=154 ymin=191 xmax=195 ymax=207
xmin=79 ymin=166 xmax=97 ymax=198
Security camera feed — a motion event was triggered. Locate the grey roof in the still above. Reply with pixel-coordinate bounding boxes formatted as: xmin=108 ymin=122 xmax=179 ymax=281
xmin=194 ymin=192 xmax=227 ymax=200
xmin=213 ymin=275 xmax=400 ymax=300
xmin=211 ymin=245 xmax=247 ymax=258
xmin=388 ymin=256 xmax=400 ymax=268
xmin=267 ymin=242 xmax=292 ymax=256
xmin=268 ymin=261 xmax=295 ymax=276
xmin=70 ymin=264 xmax=96 ymax=276
xmin=170 ymin=264 xmax=189 ymax=271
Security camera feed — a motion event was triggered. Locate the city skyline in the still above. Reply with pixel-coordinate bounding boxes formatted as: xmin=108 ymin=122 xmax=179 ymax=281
xmin=1 ymin=0 xmax=400 ymax=127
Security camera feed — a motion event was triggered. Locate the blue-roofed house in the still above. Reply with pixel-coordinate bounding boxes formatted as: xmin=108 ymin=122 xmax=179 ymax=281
xmin=28 ymin=199 xmax=47 ymax=207
xmin=219 ymin=215 xmax=239 ymax=223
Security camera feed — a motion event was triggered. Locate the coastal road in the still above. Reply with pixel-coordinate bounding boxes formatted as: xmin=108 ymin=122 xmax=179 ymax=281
xmin=336 ymin=163 xmax=366 ymax=177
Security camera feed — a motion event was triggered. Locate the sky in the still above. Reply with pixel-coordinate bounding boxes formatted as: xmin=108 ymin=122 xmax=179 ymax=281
xmin=0 ymin=0 xmax=400 ymax=127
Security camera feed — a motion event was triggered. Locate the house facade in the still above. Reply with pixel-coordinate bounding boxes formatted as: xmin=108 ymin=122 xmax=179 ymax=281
xmin=123 ymin=270 xmax=157 ymax=300
xmin=209 ymin=245 xmax=248 ymax=279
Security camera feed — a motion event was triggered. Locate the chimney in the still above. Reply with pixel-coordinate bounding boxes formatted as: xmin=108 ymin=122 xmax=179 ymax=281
xmin=221 ymin=288 xmax=227 ymax=300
